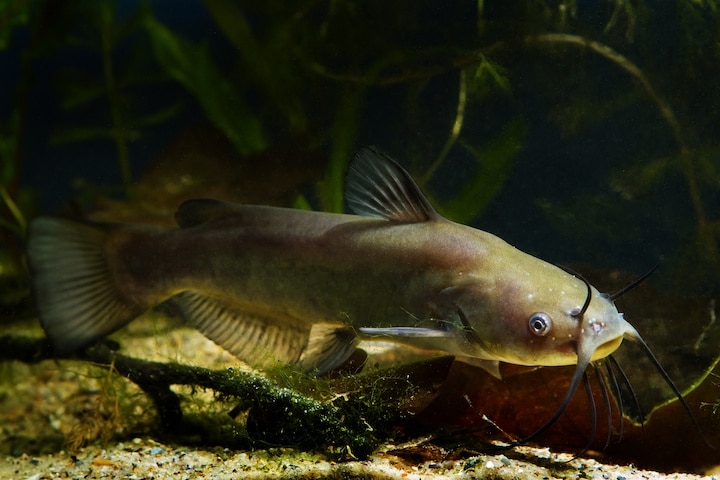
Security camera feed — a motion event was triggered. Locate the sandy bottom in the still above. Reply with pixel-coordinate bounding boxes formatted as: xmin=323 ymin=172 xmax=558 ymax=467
xmin=3 ymin=440 xmax=718 ymax=480
xmin=1 ymin=318 xmax=718 ymax=480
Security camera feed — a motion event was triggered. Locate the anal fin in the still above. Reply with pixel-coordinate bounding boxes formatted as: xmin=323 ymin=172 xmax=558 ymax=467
xmin=171 ymin=292 xmax=359 ymax=374
xmin=171 ymin=291 xmax=310 ymax=369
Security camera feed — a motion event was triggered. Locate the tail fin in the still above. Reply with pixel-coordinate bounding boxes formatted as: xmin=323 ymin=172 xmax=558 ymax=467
xmin=27 ymin=217 xmax=143 ymax=352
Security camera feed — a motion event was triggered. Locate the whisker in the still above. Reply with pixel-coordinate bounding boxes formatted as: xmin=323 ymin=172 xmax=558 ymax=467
xmin=579 ymin=371 xmax=597 ymax=457
xmin=632 ymin=334 xmax=715 ymax=450
xmin=511 ymin=362 xmax=589 ymax=447
xmin=557 ymin=265 xmax=592 ymax=317
xmin=559 ymin=371 xmax=598 ymax=464
xmin=594 ymin=363 xmax=614 ymax=450
xmin=608 ymin=355 xmax=645 ymax=431
xmin=603 ymin=358 xmax=625 ymax=440
xmin=575 ymin=276 xmax=592 ymax=317
xmin=608 ymin=260 xmax=661 ymax=301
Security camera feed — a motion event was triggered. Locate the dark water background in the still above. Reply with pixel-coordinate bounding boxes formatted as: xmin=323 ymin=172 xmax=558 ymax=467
xmin=2 ymin=2 xmax=720 ymax=472
xmin=2 ymin=0 xmax=718 ymax=291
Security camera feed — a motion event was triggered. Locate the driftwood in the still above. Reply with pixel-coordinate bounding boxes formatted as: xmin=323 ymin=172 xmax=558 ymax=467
xmin=0 ymin=334 xmax=453 ymax=458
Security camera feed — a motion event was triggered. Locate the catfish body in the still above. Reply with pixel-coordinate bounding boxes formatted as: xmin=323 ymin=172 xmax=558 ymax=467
xmin=27 ymin=147 xmax=630 ymax=376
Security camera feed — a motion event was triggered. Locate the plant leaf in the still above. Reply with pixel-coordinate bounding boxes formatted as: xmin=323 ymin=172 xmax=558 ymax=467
xmin=610 ymin=155 xmax=676 ymax=199
xmin=437 ymin=117 xmax=526 ymax=224
xmin=143 ymin=13 xmax=267 ymax=155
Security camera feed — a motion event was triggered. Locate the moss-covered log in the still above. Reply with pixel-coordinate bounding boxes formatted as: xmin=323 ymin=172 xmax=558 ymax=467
xmin=0 ymin=334 xmax=453 ymax=459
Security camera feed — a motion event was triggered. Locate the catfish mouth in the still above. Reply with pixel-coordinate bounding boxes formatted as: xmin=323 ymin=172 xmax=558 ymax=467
xmin=589 ymin=336 xmax=623 ymax=362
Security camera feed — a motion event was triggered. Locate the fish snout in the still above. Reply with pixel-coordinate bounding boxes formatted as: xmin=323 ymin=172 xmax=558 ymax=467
xmin=580 ymin=311 xmax=628 ymax=362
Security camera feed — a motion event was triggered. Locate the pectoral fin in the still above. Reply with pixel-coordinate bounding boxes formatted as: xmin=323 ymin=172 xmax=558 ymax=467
xmin=359 ymin=327 xmax=455 ymax=338
xmin=171 ymin=292 xmax=358 ymax=374
xmin=360 ymin=326 xmax=461 ymax=361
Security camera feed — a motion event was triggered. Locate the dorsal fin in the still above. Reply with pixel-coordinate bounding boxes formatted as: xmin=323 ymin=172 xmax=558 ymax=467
xmin=345 ymin=146 xmax=439 ymax=222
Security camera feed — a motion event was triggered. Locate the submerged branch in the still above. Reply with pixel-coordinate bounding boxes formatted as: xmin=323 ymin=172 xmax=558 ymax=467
xmin=0 ymin=334 xmax=452 ymax=459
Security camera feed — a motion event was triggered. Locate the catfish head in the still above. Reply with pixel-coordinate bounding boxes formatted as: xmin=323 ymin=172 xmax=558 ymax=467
xmin=441 ymin=260 xmax=708 ymax=450
xmin=441 ymin=271 xmax=631 ymax=375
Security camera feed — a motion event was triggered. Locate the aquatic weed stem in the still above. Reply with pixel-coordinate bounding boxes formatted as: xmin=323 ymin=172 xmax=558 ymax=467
xmin=421 ymin=69 xmax=467 ymax=186
xmin=100 ymin=3 xmax=132 ymax=197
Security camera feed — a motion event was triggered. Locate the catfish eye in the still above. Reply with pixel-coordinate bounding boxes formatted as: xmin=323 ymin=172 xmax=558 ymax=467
xmin=528 ymin=313 xmax=552 ymax=336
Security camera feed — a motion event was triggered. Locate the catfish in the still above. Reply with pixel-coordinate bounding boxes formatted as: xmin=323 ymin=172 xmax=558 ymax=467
xmin=26 ymin=146 xmax=708 ymax=448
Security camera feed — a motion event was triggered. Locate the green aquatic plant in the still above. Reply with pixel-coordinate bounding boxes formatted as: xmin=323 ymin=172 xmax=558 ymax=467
xmin=432 ymin=117 xmax=525 ymax=225
xmin=0 ymin=3 xmax=33 ymax=242
xmin=414 ymin=59 xmax=522 ymax=224
xmin=142 ymin=11 xmax=267 ymax=157
xmin=3 ymin=0 xmax=526 ymax=219
xmin=313 ymin=87 xmax=365 ymax=214
xmin=49 ymin=1 xmax=185 ymax=198
xmin=0 ymin=1 xmax=29 ymax=50
xmin=0 ymin=74 xmax=34 ymax=276
xmin=306 ymin=51 xmax=522 ymax=216
xmin=0 ymin=142 xmax=26 ymax=239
